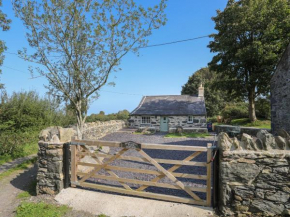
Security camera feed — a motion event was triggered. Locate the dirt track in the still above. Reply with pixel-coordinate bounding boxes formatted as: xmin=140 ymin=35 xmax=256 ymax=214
xmin=0 ymin=165 xmax=37 ymax=217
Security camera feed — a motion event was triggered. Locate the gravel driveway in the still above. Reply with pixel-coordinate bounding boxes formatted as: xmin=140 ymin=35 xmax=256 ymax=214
xmin=84 ymin=132 xmax=217 ymax=201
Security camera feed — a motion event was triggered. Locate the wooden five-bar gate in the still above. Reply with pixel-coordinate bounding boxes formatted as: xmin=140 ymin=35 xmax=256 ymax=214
xmin=69 ymin=137 xmax=213 ymax=207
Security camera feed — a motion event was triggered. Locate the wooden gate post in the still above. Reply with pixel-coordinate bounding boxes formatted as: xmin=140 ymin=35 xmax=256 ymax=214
xmin=206 ymin=143 xmax=213 ymax=207
xmin=71 ymin=137 xmax=78 ymax=187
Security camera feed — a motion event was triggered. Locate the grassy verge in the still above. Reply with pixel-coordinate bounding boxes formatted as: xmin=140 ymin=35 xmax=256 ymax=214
xmin=16 ymin=202 xmax=70 ymax=217
xmin=213 ymin=118 xmax=271 ymax=129
xmin=0 ymin=157 xmax=37 ymax=181
xmin=0 ymin=142 xmax=38 ymax=166
xmin=165 ymin=132 xmax=210 ymax=138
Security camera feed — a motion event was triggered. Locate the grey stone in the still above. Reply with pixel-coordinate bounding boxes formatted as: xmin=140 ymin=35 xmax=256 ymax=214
xmin=51 ymin=134 xmax=60 ymax=143
xmin=275 ymin=136 xmax=286 ymax=150
xmin=241 ymin=133 xmax=258 ymax=150
xmin=265 ymin=191 xmax=290 ymax=203
xmin=250 ymin=200 xmax=285 ymax=215
xmin=47 ymin=161 xmax=62 ymax=173
xmin=234 ymin=186 xmax=254 ymax=200
xmin=221 ymin=161 xmax=261 ymax=184
xmin=257 ymin=130 xmax=277 ymax=150
xmin=218 ymin=132 xmax=232 ymax=151
xmin=255 ymin=188 xmax=265 ymax=199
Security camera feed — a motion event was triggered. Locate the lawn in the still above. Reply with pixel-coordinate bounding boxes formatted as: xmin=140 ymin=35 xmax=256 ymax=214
xmin=165 ymin=132 xmax=210 ymax=138
xmin=213 ymin=118 xmax=271 ymax=129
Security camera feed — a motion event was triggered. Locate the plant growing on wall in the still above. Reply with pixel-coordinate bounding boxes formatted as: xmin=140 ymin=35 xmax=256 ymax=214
xmin=12 ymin=0 xmax=167 ymax=138
xmin=208 ymin=0 xmax=290 ymax=122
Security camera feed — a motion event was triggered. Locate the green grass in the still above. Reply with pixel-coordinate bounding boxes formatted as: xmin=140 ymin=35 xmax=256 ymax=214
xmin=17 ymin=180 xmax=37 ymax=199
xmin=165 ymin=132 xmax=210 ymax=138
xmin=213 ymin=118 xmax=271 ymax=129
xmin=0 ymin=154 xmax=13 ymax=166
xmin=0 ymin=142 xmax=38 ymax=166
xmin=230 ymin=118 xmax=271 ymax=129
xmin=133 ymin=132 xmax=143 ymax=135
xmin=0 ymin=157 xmax=37 ymax=181
xmin=16 ymin=202 xmax=70 ymax=217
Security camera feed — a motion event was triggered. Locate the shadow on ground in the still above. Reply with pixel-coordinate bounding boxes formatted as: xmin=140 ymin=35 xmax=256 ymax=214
xmin=10 ymin=164 xmax=37 ymax=194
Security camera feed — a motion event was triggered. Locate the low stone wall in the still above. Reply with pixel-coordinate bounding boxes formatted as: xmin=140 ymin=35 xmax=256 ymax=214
xmin=215 ymin=125 xmax=270 ymax=136
xmin=218 ymin=130 xmax=290 ymax=216
xmin=83 ymin=120 xmax=125 ymax=139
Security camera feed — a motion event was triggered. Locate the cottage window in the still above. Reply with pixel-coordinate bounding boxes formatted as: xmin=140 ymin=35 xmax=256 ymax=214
xmin=193 ymin=119 xmax=200 ymax=123
xmin=188 ymin=116 xmax=193 ymax=123
xmin=142 ymin=116 xmax=151 ymax=124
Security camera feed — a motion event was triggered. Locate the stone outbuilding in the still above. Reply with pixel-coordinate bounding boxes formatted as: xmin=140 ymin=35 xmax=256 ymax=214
xmin=129 ymin=85 xmax=207 ymax=132
xmin=271 ymin=43 xmax=290 ymax=135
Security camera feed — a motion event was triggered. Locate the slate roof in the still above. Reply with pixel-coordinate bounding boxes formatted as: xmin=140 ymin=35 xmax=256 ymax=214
xmin=130 ymin=95 xmax=206 ymax=116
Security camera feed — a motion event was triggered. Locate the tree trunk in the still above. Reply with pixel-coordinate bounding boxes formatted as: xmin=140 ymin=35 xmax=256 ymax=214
xmin=76 ymin=101 xmax=84 ymax=139
xmin=76 ymin=116 xmax=84 ymax=139
xmin=248 ymin=88 xmax=257 ymax=122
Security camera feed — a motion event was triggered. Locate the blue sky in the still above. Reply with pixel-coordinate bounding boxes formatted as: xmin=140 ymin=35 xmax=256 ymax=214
xmin=1 ymin=0 xmax=228 ymax=115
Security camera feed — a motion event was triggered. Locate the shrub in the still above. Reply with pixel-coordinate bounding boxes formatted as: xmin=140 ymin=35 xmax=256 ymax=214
xmin=255 ymin=97 xmax=270 ymax=119
xmin=221 ymin=102 xmax=248 ymax=121
xmin=207 ymin=116 xmax=218 ymax=123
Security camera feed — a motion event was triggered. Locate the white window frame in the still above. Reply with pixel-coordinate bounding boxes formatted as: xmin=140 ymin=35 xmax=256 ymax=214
xmin=142 ymin=116 xmax=151 ymax=124
xmin=188 ymin=116 xmax=193 ymax=123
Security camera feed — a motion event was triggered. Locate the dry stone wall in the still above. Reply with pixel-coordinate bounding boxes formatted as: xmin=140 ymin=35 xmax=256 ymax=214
xmin=215 ymin=125 xmax=271 ymax=137
xmin=218 ymin=130 xmax=290 ymax=216
xmin=82 ymin=120 xmax=125 ymax=139
xmin=37 ymin=120 xmax=124 ymax=195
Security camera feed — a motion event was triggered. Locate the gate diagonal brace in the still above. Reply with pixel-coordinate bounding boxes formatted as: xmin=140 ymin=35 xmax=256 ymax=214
xmin=79 ymin=145 xmax=132 ymax=190
xmin=138 ymin=149 xmax=202 ymax=202
xmin=78 ymin=148 xmax=129 ymax=183
xmin=137 ymin=151 xmax=202 ymax=192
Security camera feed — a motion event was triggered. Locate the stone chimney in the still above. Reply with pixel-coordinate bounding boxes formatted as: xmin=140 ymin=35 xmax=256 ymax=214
xmin=198 ymin=83 xmax=204 ymax=97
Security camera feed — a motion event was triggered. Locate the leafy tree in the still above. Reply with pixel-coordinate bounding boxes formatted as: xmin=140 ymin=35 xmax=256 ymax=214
xmin=181 ymin=67 xmax=231 ymax=117
xmin=13 ymin=0 xmax=167 ymax=138
xmin=208 ymin=0 xmax=290 ymax=122
xmin=0 ymin=0 xmax=11 ymax=90
xmin=116 ymin=109 xmax=130 ymax=120
xmin=86 ymin=109 xmax=130 ymax=122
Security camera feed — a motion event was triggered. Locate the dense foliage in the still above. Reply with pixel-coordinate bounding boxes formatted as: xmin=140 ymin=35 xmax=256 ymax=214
xmin=221 ymin=102 xmax=248 ymax=123
xmin=208 ymin=0 xmax=290 ymax=121
xmin=86 ymin=110 xmax=130 ymax=122
xmin=0 ymin=91 xmax=75 ymax=158
xmin=255 ymin=97 xmax=271 ymax=119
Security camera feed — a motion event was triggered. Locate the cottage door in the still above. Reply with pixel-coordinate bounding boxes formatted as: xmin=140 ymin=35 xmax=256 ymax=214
xmin=160 ymin=117 xmax=168 ymax=132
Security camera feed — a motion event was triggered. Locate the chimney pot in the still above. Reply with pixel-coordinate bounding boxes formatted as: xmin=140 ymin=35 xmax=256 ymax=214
xmin=198 ymin=83 xmax=204 ymax=97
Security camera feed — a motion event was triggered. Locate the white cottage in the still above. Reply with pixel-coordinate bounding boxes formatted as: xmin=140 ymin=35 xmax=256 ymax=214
xmin=129 ymin=85 xmax=207 ymax=133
